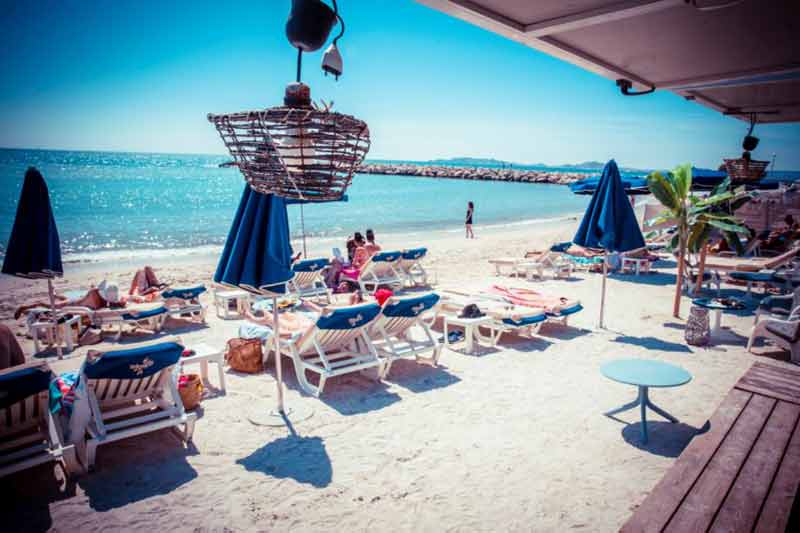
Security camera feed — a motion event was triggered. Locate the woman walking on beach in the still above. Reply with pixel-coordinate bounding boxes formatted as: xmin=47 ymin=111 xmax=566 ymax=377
xmin=465 ymin=201 xmax=475 ymax=239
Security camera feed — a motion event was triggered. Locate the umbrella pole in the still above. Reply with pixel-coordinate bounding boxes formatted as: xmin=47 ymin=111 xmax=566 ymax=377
xmin=273 ymin=294 xmax=285 ymax=413
xmin=300 ymin=204 xmax=307 ymax=258
xmin=47 ymin=278 xmax=63 ymax=359
xmin=599 ymin=251 xmax=608 ymax=329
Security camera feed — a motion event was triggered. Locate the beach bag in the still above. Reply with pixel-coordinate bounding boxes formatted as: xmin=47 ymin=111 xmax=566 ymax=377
xmin=685 ymin=305 xmax=710 ymax=346
xmin=458 ymin=304 xmax=484 ymax=319
xmin=178 ymin=373 xmax=203 ymax=410
xmin=225 ymin=338 xmax=263 ymax=373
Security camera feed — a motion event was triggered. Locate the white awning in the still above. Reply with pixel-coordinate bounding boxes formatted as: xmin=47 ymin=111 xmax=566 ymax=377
xmin=416 ymin=0 xmax=800 ymax=123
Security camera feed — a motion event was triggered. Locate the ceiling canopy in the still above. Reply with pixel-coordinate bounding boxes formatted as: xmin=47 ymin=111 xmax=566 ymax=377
xmin=417 ymin=0 xmax=800 ymax=123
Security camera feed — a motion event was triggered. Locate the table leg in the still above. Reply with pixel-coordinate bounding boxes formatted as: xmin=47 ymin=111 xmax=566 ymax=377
xmin=443 ymin=318 xmax=451 ymax=347
xmin=640 ymin=386 xmax=648 ymax=443
xmin=216 ymin=354 xmax=227 ymax=394
xmin=200 ymin=360 xmax=210 ymax=383
xmin=646 ymin=397 xmax=679 ymax=424
xmin=464 ymin=325 xmax=475 ymax=354
xmin=711 ymin=309 xmax=722 ymax=336
xmin=635 ymin=261 xmax=641 ymax=276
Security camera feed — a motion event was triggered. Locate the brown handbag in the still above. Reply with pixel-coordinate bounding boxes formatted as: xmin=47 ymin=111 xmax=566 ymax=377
xmin=225 ymin=338 xmax=263 ymax=374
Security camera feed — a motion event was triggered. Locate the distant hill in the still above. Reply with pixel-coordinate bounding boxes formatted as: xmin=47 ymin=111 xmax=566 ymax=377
xmin=426 ymin=157 xmax=512 ymax=166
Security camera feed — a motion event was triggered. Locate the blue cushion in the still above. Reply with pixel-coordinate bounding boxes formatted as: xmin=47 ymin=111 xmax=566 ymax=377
xmin=547 ymin=303 xmax=583 ymax=317
xmin=382 ymin=293 xmax=439 ymax=317
xmin=729 ymin=271 xmax=775 ymax=283
xmin=84 ymin=342 xmax=183 ymax=380
xmin=293 ymin=258 xmax=329 ymax=273
xmin=502 ymin=314 xmax=546 ymax=327
xmin=121 ymin=305 xmax=168 ymax=321
xmin=0 ymin=365 xmax=51 ymax=410
xmin=316 ymin=303 xmax=381 ymax=330
xmin=372 ymin=251 xmax=402 ymax=263
xmin=401 ymin=248 xmax=427 ymax=260
xmin=161 ymin=285 xmax=206 ymax=300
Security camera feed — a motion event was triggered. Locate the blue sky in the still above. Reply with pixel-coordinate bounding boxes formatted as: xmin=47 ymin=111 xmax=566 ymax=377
xmin=1 ymin=0 xmax=798 ymax=170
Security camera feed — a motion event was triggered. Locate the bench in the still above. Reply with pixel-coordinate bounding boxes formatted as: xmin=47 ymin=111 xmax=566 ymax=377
xmin=621 ymin=362 xmax=800 ymax=532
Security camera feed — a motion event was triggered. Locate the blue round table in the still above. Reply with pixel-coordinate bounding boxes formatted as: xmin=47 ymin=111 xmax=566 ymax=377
xmin=601 ymin=359 xmax=692 ymax=444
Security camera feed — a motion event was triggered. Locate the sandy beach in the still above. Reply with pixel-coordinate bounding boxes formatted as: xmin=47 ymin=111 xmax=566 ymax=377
xmin=2 ymin=218 xmax=793 ymax=532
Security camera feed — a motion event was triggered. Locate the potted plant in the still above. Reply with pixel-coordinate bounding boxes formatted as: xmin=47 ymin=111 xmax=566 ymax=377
xmin=646 ymin=164 xmax=752 ymax=317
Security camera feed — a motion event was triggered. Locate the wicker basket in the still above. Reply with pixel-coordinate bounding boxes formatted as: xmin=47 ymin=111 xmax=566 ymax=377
xmin=723 ymin=158 xmax=769 ymax=183
xmin=208 ymin=84 xmax=370 ymax=202
xmin=178 ymin=373 xmax=203 ymax=410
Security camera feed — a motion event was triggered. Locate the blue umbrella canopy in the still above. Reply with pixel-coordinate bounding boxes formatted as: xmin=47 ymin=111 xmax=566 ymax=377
xmin=215 ymin=186 xmax=293 ymax=294
xmin=574 ymin=160 xmax=645 ymax=253
xmin=2 ymin=167 xmax=63 ymax=279
xmin=570 ymin=175 xmax=649 ymax=196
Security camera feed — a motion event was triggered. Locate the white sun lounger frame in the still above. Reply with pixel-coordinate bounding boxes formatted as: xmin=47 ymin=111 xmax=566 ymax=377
xmin=81 ymin=363 xmax=196 ymax=470
xmin=370 ymin=304 xmax=442 ymax=378
xmin=0 ymin=364 xmax=79 ymax=478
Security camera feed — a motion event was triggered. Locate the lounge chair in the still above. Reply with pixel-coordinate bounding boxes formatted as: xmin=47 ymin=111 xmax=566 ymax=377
xmin=288 ymin=258 xmax=331 ymax=302
xmin=703 ymin=244 xmax=800 ymax=273
xmin=488 ymin=285 xmax=583 ymax=325
xmin=57 ymin=304 xmax=168 ymax=342
xmin=276 ymin=303 xmax=384 ymax=397
xmin=747 ymin=305 xmax=800 ymax=364
xmin=161 ymin=285 xmax=207 ymax=323
xmin=79 ymin=342 xmax=196 ymax=469
xmin=370 ymin=293 xmax=442 ymax=377
xmin=754 ymin=287 xmax=800 ymax=324
xmin=0 ymin=362 xmax=79 ymax=478
xmin=346 ymin=251 xmax=404 ymax=294
xmin=438 ymin=291 xmax=548 ymax=346
xmin=397 ymin=248 xmax=429 ymax=287
xmin=490 ymin=251 xmax=573 ymax=280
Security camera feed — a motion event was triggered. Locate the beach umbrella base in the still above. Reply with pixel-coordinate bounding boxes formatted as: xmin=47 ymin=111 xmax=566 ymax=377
xmin=248 ymin=404 xmax=313 ymax=427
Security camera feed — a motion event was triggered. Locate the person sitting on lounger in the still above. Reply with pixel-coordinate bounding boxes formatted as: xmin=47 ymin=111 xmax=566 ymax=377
xmin=129 ymin=266 xmax=167 ymax=301
xmin=364 ymin=228 xmax=381 ymax=257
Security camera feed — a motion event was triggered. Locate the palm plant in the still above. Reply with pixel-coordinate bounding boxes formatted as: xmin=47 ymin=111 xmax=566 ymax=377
xmin=646 ymin=164 xmax=751 ymax=317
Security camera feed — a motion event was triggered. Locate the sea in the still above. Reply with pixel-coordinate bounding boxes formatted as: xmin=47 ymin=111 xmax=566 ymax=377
xmin=1 ymin=148 xmax=796 ymax=263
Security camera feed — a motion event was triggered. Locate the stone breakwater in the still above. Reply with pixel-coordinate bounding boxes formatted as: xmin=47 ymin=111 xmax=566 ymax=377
xmin=357 ymin=163 xmax=590 ymax=185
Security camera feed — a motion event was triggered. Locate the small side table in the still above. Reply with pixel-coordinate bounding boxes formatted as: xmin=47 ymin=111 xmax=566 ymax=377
xmin=601 ymin=359 xmax=692 ymax=444
xmin=30 ymin=314 xmax=81 ymax=354
xmin=443 ymin=315 xmax=493 ymax=354
xmin=621 ymin=256 xmax=651 ymax=276
xmin=214 ymin=289 xmax=249 ymax=320
xmin=179 ymin=343 xmax=226 ymax=393
xmin=692 ymin=297 xmax=744 ymax=338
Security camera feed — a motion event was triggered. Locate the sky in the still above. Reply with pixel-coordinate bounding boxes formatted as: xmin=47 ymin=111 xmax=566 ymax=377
xmin=1 ymin=0 xmax=799 ymax=170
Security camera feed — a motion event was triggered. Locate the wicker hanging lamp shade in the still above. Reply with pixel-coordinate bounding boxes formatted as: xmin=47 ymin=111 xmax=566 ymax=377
xmin=208 ymin=83 xmax=370 ymax=202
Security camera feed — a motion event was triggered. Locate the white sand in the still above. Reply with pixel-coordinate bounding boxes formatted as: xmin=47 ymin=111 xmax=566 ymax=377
xmin=2 ymin=221 xmax=795 ymax=532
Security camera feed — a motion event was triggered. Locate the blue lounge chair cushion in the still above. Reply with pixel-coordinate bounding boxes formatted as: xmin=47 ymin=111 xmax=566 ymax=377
xmin=372 ymin=251 xmax=401 ymax=263
xmin=121 ymin=305 xmax=168 ymax=321
xmin=316 ymin=303 xmax=381 ymax=330
xmin=161 ymin=285 xmax=206 ymax=300
xmin=547 ymin=303 xmax=583 ymax=317
xmin=729 ymin=271 xmax=776 ymax=283
xmin=0 ymin=365 xmax=51 ymax=410
xmin=550 ymin=242 xmax=572 ymax=253
xmin=293 ymin=258 xmax=330 ymax=272
xmin=84 ymin=342 xmax=183 ymax=380
xmin=401 ymin=248 xmax=427 ymax=260
xmin=382 ymin=293 xmax=440 ymax=317
xmin=502 ymin=314 xmax=546 ymax=327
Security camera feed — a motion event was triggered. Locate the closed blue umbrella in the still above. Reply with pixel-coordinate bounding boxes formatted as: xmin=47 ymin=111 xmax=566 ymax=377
xmin=215 ymin=186 xmax=293 ymax=293
xmin=2 ymin=168 xmax=65 ymax=357
xmin=570 ymin=175 xmax=650 ymax=196
xmin=574 ymin=160 xmax=645 ymax=328
xmin=215 ymin=186 xmax=303 ymax=423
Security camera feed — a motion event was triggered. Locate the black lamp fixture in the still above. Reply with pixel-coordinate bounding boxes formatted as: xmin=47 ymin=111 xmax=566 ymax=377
xmin=616 ymin=78 xmax=656 ymax=96
xmin=285 ymin=0 xmax=346 ymax=81
xmin=742 ymin=112 xmax=759 ymax=154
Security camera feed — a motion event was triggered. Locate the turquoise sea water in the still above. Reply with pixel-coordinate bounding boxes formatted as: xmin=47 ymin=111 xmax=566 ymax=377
xmin=0 ymin=149 xmax=598 ymax=261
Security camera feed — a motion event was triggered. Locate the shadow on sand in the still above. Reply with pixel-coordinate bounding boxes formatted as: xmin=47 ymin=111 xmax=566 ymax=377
xmin=613 ymin=335 xmax=694 ymax=354
xmin=79 ymin=432 xmax=199 ymax=511
xmin=237 ymin=422 xmax=332 ymax=488
xmin=4 ymin=461 xmax=76 ymax=532
xmin=383 ymin=359 xmax=461 ymax=393
xmin=621 ymin=420 xmax=710 ymax=457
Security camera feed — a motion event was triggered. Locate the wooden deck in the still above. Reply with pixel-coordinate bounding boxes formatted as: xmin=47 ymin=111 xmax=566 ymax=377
xmin=621 ymin=362 xmax=800 ymax=533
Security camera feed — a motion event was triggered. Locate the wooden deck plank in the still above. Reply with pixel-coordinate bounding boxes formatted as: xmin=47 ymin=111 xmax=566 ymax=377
xmin=754 ymin=415 xmax=800 ymax=533
xmin=750 ymin=361 xmax=800 ymax=381
xmin=746 ymin=365 xmax=800 ymax=391
xmin=620 ymin=388 xmax=751 ymax=533
xmin=737 ymin=366 xmax=800 ymax=405
xmin=709 ymin=401 xmax=800 ymax=533
xmin=664 ymin=394 xmax=776 ymax=533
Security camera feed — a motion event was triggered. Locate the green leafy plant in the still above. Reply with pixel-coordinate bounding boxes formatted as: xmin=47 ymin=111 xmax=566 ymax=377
xmin=646 ymin=164 xmax=751 ymax=317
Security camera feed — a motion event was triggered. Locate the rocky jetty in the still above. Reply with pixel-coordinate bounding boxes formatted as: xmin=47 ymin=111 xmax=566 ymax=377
xmin=357 ymin=162 xmax=589 ymax=185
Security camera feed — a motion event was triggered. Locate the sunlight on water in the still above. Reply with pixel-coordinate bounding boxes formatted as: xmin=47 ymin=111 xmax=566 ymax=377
xmin=0 ymin=148 xmax=602 ymax=260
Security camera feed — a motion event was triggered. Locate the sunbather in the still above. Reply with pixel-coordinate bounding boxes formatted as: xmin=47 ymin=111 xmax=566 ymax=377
xmin=0 ymin=324 xmax=25 ymax=369
xmin=129 ymin=266 xmax=167 ymax=301
xmin=490 ymin=285 xmax=580 ymax=315
xmin=364 ymin=228 xmax=381 ymax=257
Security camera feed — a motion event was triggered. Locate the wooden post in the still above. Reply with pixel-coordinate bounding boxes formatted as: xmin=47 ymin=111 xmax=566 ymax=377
xmin=695 ymin=245 xmax=708 ymax=293
xmin=673 ymin=233 xmax=686 ymax=318
xmin=47 ymin=278 xmax=63 ymax=359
